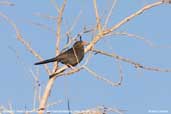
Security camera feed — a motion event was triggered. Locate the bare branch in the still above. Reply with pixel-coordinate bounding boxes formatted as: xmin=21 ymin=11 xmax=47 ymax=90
xmin=110 ymin=31 xmax=156 ymax=47
xmin=28 ymin=21 xmax=56 ymax=33
xmin=110 ymin=1 xmax=163 ymax=32
xmin=55 ymin=0 xmax=67 ymax=54
xmin=162 ymin=0 xmax=171 ymax=4
xmin=33 ymin=1 xmax=167 ymax=113
xmin=31 ymin=71 xmax=41 ymax=111
xmin=51 ymin=1 xmax=166 ymax=81
xmin=0 ymin=105 xmax=14 ymax=114
xmin=0 ymin=12 xmax=51 ymax=74
xmin=97 ymin=106 xmax=125 ymax=114
xmin=116 ymin=31 xmax=171 ymax=48
xmin=83 ymin=66 xmax=122 ymax=87
xmin=8 ymin=103 xmax=14 ymax=114
xmin=38 ymin=78 xmax=56 ymax=114
xmin=67 ymin=10 xmax=82 ymax=34
xmin=75 ymin=106 xmax=124 ymax=114
xmin=56 ymin=66 xmax=83 ymax=77
xmin=0 ymin=1 xmax=14 ymax=6
xmin=93 ymin=0 xmax=102 ymax=32
xmin=47 ymin=100 xmax=63 ymax=108
xmin=75 ymin=110 xmax=101 ymax=114
xmin=105 ymin=31 xmax=171 ymax=48
xmin=92 ymin=49 xmax=171 ymax=72
xmin=84 ymin=1 xmax=164 ymax=54
xmin=34 ymin=4 xmax=69 ymax=111
xmin=116 ymin=60 xmax=124 ymax=85
xmin=53 ymin=0 xmax=67 ymax=72
xmin=103 ymin=0 xmax=117 ymax=29
xmin=9 ymin=46 xmax=41 ymax=111
xmin=50 ymin=0 xmax=60 ymax=13
xmin=33 ymin=13 xmax=57 ymax=20
xmin=38 ymin=65 xmax=68 ymax=114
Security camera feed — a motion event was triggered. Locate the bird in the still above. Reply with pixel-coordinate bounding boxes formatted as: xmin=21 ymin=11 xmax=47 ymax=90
xmin=34 ymin=40 xmax=88 ymax=67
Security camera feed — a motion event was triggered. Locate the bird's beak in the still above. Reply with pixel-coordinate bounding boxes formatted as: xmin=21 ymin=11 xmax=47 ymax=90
xmin=82 ymin=41 xmax=88 ymax=46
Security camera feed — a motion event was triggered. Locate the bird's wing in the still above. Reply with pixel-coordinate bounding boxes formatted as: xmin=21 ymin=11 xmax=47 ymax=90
xmin=57 ymin=48 xmax=73 ymax=60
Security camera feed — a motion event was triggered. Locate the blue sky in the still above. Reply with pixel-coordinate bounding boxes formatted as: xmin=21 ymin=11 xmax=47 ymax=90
xmin=0 ymin=0 xmax=171 ymax=114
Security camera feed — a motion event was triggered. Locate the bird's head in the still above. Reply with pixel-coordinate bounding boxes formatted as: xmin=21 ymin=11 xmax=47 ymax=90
xmin=73 ymin=41 xmax=88 ymax=49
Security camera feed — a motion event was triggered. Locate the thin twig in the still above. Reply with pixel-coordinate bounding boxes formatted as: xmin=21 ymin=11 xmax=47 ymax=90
xmin=116 ymin=60 xmax=123 ymax=85
xmin=33 ymin=13 xmax=57 ymax=20
xmin=0 ymin=12 xmax=51 ymax=74
xmin=111 ymin=31 xmax=156 ymax=47
xmin=9 ymin=46 xmax=40 ymax=111
xmin=92 ymin=49 xmax=171 ymax=72
xmin=53 ymin=0 xmax=67 ymax=72
xmin=75 ymin=106 xmax=124 ymax=114
xmin=67 ymin=10 xmax=82 ymax=34
xmin=8 ymin=103 xmax=14 ymax=114
xmin=47 ymin=100 xmax=63 ymax=108
xmin=55 ymin=0 xmax=67 ymax=54
xmin=0 ymin=1 xmax=14 ymax=6
xmin=162 ymin=0 xmax=171 ymax=4
xmin=97 ymin=106 xmax=125 ymax=114
xmin=105 ymin=31 xmax=171 ymax=48
xmin=103 ymin=0 xmax=117 ymax=29
xmin=56 ymin=67 xmax=83 ymax=77
xmin=0 ymin=105 xmax=14 ymax=114
xmin=30 ymin=70 xmax=41 ymax=111
xmin=110 ymin=1 xmax=163 ymax=32
xmin=93 ymin=0 xmax=102 ymax=32
xmin=29 ymin=21 xmax=56 ymax=33
xmin=50 ymin=0 xmax=60 ymax=13
xmin=83 ymin=66 xmax=122 ymax=87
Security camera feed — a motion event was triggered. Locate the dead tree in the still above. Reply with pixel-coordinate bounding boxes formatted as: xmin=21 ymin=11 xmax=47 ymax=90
xmin=0 ymin=0 xmax=171 ymax=114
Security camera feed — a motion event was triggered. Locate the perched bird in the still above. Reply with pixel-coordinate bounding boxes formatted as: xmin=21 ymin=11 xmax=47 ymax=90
xmin=34 ymin=41 xmax=88 ymax=67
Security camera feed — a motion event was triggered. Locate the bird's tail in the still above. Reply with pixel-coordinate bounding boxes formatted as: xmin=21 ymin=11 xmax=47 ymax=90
xmin=34 ymin=57 xmax=58 ymax=65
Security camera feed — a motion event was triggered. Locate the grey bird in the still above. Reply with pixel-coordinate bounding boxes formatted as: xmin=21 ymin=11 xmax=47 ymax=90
xmin=34 ymin=41 xmax=87 ymax=67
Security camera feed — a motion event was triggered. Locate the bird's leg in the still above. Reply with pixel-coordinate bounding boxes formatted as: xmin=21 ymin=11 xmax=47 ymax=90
xmin=67 ymin=64 xmax=77 ymax=70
